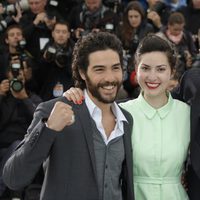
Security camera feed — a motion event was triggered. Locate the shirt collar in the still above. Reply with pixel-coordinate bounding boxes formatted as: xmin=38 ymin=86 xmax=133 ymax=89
xmin=138 ymin=92 xmax=173 ymax=119
xmin=84 ymin=89 xmax=128 ymax=124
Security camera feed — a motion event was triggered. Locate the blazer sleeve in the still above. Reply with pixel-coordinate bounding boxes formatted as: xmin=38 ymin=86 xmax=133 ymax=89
xmin=2 ymin=100 xmax=58 ymax=190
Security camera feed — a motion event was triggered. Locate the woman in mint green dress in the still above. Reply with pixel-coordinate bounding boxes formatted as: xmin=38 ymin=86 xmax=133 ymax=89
xmin=64 ymin=34 xmax=190 ymax=199
xmin=120 ymin=34 xmax=190 ymax=200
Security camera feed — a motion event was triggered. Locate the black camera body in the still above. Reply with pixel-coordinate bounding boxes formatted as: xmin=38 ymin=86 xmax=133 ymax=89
xmin=2 ymin=0 xmax=29 ymax=15
xmin=15 ymin=40 xmax=30 ymax=62
xmin=10 ymin=63 xmax=23 ymax=92
xmin=9 ymin=40 xmax=28 ymax=92
xmin=45 ymin=44 xmax=71 ymax=68
xmin=0 ymin=15 xmax=14 ymax=32
xmin=151 ymin=1 xmax=166 ymax=15
xmin=0 ymin=0 xmax=29 ymax=32
xmin=46 ymin=0 xmax=59 ymax=20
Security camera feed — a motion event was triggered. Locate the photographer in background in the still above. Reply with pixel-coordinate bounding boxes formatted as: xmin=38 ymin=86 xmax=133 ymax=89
xmin=67 ymin=0 xmax=119 ymax=40
xmin=0 ymin=0 xmax=29 ymax=45
xmin=0 ymin=56 xmax=42 ymax=199
xmin=157 ymin=12 xmax=197 ymax=79
xmin=38 ymin=21 xmax=74 ymax=101
xmin=178 ymin=0 xmax=200 ymax=59
xmin=146 ymin=0 xmax=171 ymax=32
xmin=19 ymin=0 xmax=62 ymax=60
xmin=0 ymin=24 xmax=39 ymax=94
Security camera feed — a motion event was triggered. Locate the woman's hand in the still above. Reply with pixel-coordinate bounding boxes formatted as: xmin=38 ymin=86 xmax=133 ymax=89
xmin=63 ymin=87 xmax=84 ymax=104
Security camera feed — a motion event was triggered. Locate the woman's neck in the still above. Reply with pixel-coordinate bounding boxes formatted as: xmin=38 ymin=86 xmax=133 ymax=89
xmin=143 ymin=93 xmax=169 ymax=109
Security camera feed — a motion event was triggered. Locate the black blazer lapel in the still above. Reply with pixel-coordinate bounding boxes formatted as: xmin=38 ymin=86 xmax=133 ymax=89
xmin=121 ymin=108 xmax=134 ymax=200
xmin=75 ymin=102 xmax=98 ymax=185
xmin=123 ymin=121 xmax=134 ymax=184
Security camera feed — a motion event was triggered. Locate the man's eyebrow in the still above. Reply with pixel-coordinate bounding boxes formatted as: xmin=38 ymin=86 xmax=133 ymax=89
xmin=141 ymin=63 xmax=168 ymax=68
xmin=92 ymin=63 xmax=121 ymax=68
xmin=92 ymin=65 xmax=105 ymax=68
xmin=112 ymin=63 xmax=121 ymax=67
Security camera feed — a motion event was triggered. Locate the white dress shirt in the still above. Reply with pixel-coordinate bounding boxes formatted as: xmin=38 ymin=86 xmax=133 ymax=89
xmin=84 ymin=90 xmax=127 ymax=145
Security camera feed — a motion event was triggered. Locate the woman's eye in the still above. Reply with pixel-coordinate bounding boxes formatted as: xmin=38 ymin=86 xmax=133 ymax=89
xmin=141 ymin=66 xmax=148 ymax=71
xmin=113 ymin=66 xmax=121 ymax=71
xmin=158 ymin=68 xmax=166 ymax=72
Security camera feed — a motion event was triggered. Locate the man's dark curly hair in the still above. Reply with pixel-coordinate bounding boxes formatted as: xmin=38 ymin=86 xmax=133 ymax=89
xmin=72 ymin=32 xmax=124 ymax=89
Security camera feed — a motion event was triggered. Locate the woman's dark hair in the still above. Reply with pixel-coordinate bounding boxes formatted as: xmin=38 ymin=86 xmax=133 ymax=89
xmin=122 ymin=1 xmax=145 ymax=42
xmin=135 ymin=34 xmax=177 ymax=70
xmin=72 ymin=32 xmax=123 ymax=89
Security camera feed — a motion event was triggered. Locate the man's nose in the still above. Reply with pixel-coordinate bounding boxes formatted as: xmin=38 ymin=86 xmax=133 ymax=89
xmin=104 ymin=70 xmax=115 ymax=81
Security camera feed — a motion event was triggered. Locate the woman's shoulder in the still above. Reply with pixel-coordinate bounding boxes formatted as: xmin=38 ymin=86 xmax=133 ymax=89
xmin=119 ymin=98 xmax=139 ymax=110
xmin=173 ymin=98 xmax=190 ymax=112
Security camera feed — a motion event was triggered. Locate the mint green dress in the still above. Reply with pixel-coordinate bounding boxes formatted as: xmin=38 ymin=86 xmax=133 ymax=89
xmin=120 ymin=93 xmax=190 ymax=200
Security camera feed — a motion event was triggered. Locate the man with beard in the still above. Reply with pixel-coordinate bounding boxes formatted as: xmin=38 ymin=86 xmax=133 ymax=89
xmin=2 ymin=32 xmax=135 ymax=200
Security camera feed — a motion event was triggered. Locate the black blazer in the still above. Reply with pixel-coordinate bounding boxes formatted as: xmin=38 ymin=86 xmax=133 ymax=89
xmin=3 ymin=96 xmax=134 ymax=200
xmin=174 ymin=68 xmax=200 ymax=177
xmin=172 ymin=68 xmax=200 ymax=200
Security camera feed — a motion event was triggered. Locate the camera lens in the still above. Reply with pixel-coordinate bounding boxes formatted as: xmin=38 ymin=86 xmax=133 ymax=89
xmin=45 ymin=46 xmax=57 ymax=62
xmin=10 ymin=78 xmax=23 ymax=92
xmin=10 ymin=63 xmax=23 ymax=92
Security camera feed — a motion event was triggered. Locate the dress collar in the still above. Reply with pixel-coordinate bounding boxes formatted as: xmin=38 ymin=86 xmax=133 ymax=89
xmin=137 ymin=93 xmax=173 ymax=119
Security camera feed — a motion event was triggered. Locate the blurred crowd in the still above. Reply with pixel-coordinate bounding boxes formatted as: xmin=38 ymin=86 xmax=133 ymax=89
xmin=0 ymin=0 xmax=200 ymax=199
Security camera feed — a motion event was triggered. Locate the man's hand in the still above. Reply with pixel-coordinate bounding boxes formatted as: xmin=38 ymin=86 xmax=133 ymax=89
xmin=75 ymin=28 xmax=85 ymax=39
xmin=147 ymin=11 xmax=162 ymax=29
xmin=184 ymin=50 xmax=193 ymax=68
xmin=0 ymin=3 xmax=4 ymax=15
xmin=33 ymin=12 xmax=47 ymax=25
xmin=181 ymin=171 xmax=188 ymax=192
xmin=47 ymin=102 xmax=75 ymax=131
xmin=10 ymin=55 xmax=20 ymax=65
xmin=44 ymin=16 xmax=56 ymax=29
xmin=12 ymin=3 xmax=22 ymax=23
xmin=0 ymin=79 xmax=9 ymax=95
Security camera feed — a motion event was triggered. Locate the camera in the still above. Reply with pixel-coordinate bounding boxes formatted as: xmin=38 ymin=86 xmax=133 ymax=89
xmin=150 ymin=1 xmax=166 ymax=15
xmin=80 ymin=30 xmax=90 ymax=37
xmin=2 ymin=0 xmax=29 ymax=15
xmin=0 ymin=0 xmax=29 ymax=32
xmin=15 ymin=39 xmax=30 ymax=62
xmin=10 ymin=63 xmax=23 ymax=92
xmin=104 ymin=23 xmax=114 ymax=33
xmin=45 ymin=44 xmax=71 ymax=68
xmin=0 ymin=15 xmax=13 ymax=32
xmin=45 ymin=0 xmax=59 ymax=20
